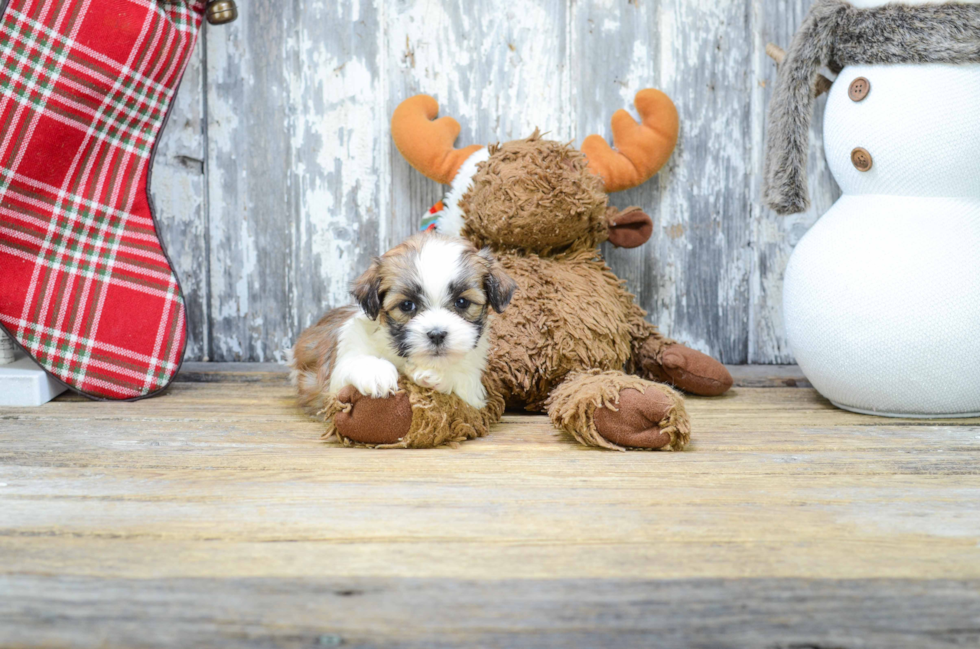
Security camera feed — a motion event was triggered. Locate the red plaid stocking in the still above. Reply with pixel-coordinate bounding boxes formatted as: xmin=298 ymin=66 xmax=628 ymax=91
xmin=0 ymin=0 xmax=204 ymax=400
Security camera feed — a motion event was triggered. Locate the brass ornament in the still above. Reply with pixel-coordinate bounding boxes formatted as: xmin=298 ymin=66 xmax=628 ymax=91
xmin=206 ymin=0 xmax=238 ymax=25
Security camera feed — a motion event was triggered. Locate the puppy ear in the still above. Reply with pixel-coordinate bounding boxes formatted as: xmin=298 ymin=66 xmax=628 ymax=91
xmin=351 ymin=259 xmax=382 ymax=320
xmin=479 ymin=248 xmax=517 ymax=313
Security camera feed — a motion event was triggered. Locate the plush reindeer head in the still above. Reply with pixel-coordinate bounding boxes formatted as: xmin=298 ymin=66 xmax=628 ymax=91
xmin=391 ymin=90 xmax=678 ymax=256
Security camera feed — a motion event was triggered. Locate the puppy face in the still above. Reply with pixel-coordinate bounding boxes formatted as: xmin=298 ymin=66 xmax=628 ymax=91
xmin=351 ymin=232 xmax=516 ymax=360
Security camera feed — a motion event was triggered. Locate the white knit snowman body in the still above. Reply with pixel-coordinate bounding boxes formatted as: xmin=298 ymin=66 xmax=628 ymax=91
xmin=783 ymin=0 xmax=980 ymax=417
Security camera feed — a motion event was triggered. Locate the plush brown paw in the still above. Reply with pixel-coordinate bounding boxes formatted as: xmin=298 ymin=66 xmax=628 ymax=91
xmin=593 ymin=388 xmax=675 ymax=450
xmin=660 ymin=344 xmax=733 ymax=396
xmin=641 ymin=342 xmax=732 ymax=396
xmin=333 ymin=386 xmax=413 ymax=445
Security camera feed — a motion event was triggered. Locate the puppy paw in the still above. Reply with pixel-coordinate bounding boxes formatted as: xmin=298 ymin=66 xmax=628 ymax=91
xmin=411 ymin=369 xmax=445 ymax=391
xmin=348 ymin=357 xmax=400 ymax=398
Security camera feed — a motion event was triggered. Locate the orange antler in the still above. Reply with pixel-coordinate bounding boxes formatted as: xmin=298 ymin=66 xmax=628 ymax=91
xmin=582 ymin=89 xmax=679 ymax=193
xmin=391 ymin=95 xmax=483 ymax=185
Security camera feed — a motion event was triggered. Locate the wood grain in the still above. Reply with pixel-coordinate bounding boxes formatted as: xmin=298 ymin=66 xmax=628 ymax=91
xmin=2 ymin=384 xmax=979 ymax=581
xmin=205 ymin=5 xmax=294 ymax=362
xmin=2 ymin=575 xmax=979 ymax=648
xmin=384 ymin=0 xmax=571 ymax=247
xmin=655 ymin=0 xmax=754 ymax=362
xmin=203 ymin=2 xmax=387 ymax=362
xmin=749 ymin=0 xmax=841 ymax=362
xmin=2 ymin=380 xmax=979 ymax=646
xmin=148 ymin=3 xmax=842 ymax=363
xmin=152 ymin=38 xmax=209 ymax=360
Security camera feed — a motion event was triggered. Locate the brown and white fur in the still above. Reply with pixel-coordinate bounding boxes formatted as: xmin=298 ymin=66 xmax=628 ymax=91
xmin=290 ymin=232 xmax=516 ymax=413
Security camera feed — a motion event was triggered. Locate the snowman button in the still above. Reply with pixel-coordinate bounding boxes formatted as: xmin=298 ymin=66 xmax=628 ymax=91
xmin=848 ymin=77 xmax=871 ymax=102
xmin=851 ymin=147 xmax=873 ymax=172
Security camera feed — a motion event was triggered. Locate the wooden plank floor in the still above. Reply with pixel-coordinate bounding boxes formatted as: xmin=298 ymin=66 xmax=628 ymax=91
xmin=2 ymin=366 xmax=979 ymax=648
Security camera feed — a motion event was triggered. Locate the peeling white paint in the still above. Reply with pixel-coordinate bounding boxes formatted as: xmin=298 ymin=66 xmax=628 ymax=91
xmin=234 ymin=217 xmax=256 ymax=319
xmin=150 ymin=38 xmax=209 ymax=359
xmin=386 ymin=0 xmax=567 ymax=144
xmin=150 ymin=0 xmax=841 ymax=364
xmin=290 ymin=43 xmax=379 ymax=307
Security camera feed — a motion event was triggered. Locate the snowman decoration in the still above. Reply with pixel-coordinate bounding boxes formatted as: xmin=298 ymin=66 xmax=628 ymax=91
xmin=764 ymin=0 xmax=980 ymax=417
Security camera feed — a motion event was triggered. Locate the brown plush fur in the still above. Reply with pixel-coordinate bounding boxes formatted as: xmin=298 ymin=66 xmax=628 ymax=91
xmin=451 ymin=134 xmax=734 ymax=449
xmin=300 ymin=98 xmax=732 ymax=450
xmin=319 ymin=376 xmax=505 ymax=449
xmin=461 ymin=134 xmax=610 ymax=255
xmin=462 ymin=139 xmax=681 ymax=425
xmin=546 ymin=370 xmax=690 ymax=452
xmin=325 ymin=131 xmax=729 ymax=451
xmin=486 ymin=248 xmax=671 ymax=411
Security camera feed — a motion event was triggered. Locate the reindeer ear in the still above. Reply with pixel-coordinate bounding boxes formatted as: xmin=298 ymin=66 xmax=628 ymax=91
xmin=606 ymin=206 xmax=653 ymax=248
xmin=351 ymin=259 xmax=382 ymax=320
xmin=479 ymin=248 xmax=517 ymax=313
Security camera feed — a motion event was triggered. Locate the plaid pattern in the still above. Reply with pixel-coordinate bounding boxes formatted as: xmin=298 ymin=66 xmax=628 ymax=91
xmin=0 ymin=0 xmax=204 ymax=400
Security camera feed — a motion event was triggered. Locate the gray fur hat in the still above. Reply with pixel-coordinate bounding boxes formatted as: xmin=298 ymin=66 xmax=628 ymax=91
xmin=763 ymin=0 xmax=980 ymax=215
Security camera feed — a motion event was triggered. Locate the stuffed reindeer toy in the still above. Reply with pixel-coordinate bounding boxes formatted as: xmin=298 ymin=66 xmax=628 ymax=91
xmin=315 ymin=89 xmax=733 ymax=450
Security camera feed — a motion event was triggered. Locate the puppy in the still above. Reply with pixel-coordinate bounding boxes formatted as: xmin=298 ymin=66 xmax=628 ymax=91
xmin=290 ymin=232 xmax=516 ymax=412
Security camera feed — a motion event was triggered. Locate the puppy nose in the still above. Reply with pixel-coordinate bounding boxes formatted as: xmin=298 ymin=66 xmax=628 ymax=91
xmin=427 ymin=330 xmax=447 ymax=346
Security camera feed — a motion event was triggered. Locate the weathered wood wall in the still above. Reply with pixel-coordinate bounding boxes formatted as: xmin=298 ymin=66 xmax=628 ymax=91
xmin=151 ymin=0 xmax=839 ymax=364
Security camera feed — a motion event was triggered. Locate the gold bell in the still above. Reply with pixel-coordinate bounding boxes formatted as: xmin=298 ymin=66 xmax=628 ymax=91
xmin=206 ymin=0 xmax=238 ymax=25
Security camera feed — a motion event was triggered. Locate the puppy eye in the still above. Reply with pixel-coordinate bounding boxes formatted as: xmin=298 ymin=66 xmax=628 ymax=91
xmin=454 ymin=297 xmax=470 ymax=310
xmin=399 ymin=300 xmax=416 ymax=313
